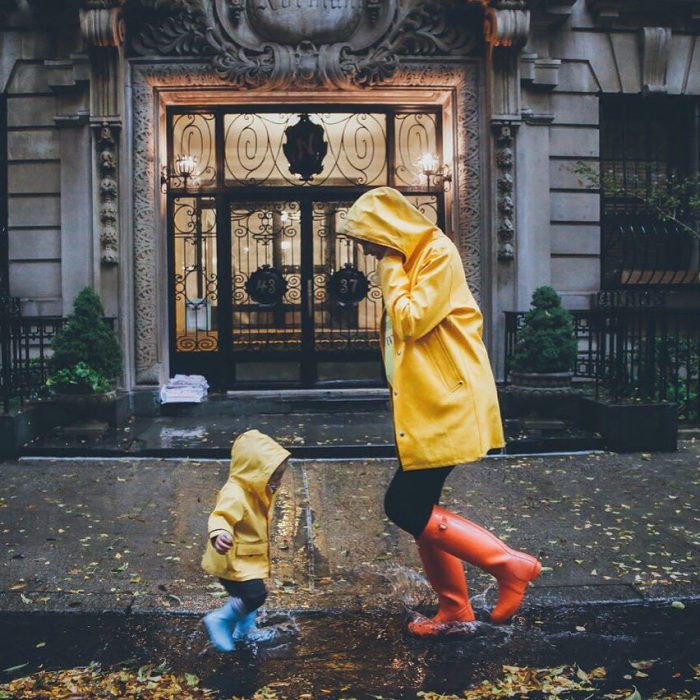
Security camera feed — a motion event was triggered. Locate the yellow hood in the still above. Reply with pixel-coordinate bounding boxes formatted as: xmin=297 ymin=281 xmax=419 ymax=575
xmin=343 ymin=187 xmax=440 ymax=261
xmin=228 ymin=429 xmax=290 ymax=497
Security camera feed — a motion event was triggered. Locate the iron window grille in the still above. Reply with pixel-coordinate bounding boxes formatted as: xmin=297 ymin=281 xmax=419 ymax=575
xmin=600 ymin=95 xmax=700 ymax=290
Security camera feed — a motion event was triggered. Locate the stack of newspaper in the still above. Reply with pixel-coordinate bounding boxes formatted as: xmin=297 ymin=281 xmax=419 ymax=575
xmin=159 ymin=374 xmax=210 ymax=404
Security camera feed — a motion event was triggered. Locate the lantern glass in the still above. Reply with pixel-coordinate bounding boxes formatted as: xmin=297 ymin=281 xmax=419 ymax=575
xmin=176 ymin=154 xmax=198 ymax=178
xmin=419 ymin=152 xmax=440 ymax=174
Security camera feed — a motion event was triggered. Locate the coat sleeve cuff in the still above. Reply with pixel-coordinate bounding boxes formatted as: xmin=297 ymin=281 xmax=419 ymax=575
xmin=379 ymin=255 xmax=409 ymax=309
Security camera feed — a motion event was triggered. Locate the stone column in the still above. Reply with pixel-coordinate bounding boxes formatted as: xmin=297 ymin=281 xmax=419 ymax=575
xmin=483 ymin=0 xmax=530 ymax=380
xmin=80 ymin=1 xmax=125 ymax=300
xmin=80 ymin=0 xmax=126 ymax=378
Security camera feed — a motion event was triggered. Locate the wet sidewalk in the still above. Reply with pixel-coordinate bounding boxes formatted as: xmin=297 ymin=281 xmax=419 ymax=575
xmin=1 ymin=441 xmax=698 ymax=619
xmin=19 ymin=389 xmax=605 ymax=458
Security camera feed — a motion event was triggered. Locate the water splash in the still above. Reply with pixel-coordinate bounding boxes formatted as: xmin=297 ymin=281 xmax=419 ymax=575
xmin=235 ymin=610 xmax=300 ymax=652
xmin=469 ymin=581 xmax=496 ymax=613
xmin=382 ymin=564 xmax=434 ymax=610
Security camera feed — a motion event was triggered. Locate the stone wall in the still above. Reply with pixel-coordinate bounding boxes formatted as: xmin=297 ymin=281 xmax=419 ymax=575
xmin=518 ymin=0 xmax=700 ymax=311
xmin=1 ymin=2 xmax=90 ymax=317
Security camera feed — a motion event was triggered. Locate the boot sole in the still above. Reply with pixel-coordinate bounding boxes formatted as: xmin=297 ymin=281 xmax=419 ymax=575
xmin=408 ymin=619 xmax=481 ymax=638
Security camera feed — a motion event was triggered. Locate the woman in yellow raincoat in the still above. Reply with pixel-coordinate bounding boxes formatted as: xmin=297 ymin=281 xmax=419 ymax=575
xmin=344 ymin=187 xmax=541 ymax=636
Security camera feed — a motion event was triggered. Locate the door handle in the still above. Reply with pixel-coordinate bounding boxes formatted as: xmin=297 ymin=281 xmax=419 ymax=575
xmin=306 ymin=279 xmax=313 ymax=318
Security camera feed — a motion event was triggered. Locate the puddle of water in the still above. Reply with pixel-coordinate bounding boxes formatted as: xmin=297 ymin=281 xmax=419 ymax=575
xmin=159 ymin=426 xmax=209 ymax=445
xmin=381 ymin=564 xmax=505 ymax=625
xmin=230 ymin=611 xmax=300 ymax=653
xmin=1 ymin=603 xmax=698 ymax=699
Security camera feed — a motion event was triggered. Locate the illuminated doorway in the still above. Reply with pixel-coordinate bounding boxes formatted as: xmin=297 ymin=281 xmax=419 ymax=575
xmin=166 ymin=108 xmax=444 ymax=388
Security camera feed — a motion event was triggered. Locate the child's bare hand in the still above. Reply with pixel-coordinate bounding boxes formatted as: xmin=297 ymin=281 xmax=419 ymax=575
xmin=213 ymin=532 xmax=232 ymax=554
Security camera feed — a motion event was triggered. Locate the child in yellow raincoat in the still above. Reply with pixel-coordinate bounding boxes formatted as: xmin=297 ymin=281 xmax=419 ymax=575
xmin=344 ymin=187 xmax=541 ymax=636
xmin=201 ymin=429 xmax=290 ymax=652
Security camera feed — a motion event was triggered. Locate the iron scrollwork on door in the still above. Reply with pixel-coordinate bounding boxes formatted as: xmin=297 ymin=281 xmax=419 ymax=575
xmin=283 ymin=113 xmax=328 ymax=183
xmin=246 ymin=264 xmax=288 ymax=306
xmin=328 ymin=263 xmax=369 ymax=307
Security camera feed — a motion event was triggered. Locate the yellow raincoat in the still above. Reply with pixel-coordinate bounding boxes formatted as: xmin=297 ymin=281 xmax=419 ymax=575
xmin=343 ymin=187 xmax=505 ymax=470
xmin=201 ymin=430 xmax=290 ymax=582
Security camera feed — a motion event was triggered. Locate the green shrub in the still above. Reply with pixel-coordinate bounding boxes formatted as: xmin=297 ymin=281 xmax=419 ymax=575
xmin=48 ymin=287 xmax=122 ymax=379
xmin=46 ymin=361 xmax=112 ymax=394
xmin=511 ymin=286 xmax=578 ymax=374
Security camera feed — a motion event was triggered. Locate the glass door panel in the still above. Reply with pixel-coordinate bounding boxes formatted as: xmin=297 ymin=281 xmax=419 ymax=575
xmin=229 ymin=200 xmax=304 ymax=381
xmin=311 ymin=200 xmax=382 ymax=382
xmin=172 ymin=197 xmax=218 ymax=352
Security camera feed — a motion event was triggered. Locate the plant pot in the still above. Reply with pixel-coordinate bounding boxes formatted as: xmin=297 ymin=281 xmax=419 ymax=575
xmin=49 ymin=389 xmax=130 ymax=427
xmin=53 ymin=389 xmax=117 ymax=405
xmin=510 ymin=371 xmax=574 ymax=394
xmin=503 ymin=372 xmax=580 ymax=420
xmin=579 ymin=397 xmax=678 ymax=453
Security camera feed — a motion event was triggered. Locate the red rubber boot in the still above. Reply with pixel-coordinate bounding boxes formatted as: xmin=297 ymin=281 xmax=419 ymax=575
xmin=420 ymin=506 xmax=542 ymax=623
xmin=408 ymin=541 xmax=475 ymax=637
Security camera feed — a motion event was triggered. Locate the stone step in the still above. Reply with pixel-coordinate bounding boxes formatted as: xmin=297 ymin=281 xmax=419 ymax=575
xmin=160 ymin=389 xmax=391 ymax=417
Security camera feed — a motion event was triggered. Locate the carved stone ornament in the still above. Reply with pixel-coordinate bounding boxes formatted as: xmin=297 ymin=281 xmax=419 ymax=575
xmin=641 ymin=26 xmax=672 ymax=94
xmin=493 ymin=120 xmax=517 ymax=262
xmin=483 ymin=2 xmax=530 ymax=49
xmin=129 ymin=0 xmax=478 ymax=89
xmin=97 ymin=124 xmax=120 ymax=265
xmin=80 ymin=0 xmax=126 ymax=48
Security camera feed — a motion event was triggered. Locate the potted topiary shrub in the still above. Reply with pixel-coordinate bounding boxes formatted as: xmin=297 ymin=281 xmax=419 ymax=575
xmin=509 ymin=286 xmax=578 ymax=395
xmin=44 ymin=287 xmax=126 ymax=426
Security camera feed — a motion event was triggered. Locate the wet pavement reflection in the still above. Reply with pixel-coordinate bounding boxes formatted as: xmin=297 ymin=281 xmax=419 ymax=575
xmin=1 ymin=599 xmax=698 ymax=698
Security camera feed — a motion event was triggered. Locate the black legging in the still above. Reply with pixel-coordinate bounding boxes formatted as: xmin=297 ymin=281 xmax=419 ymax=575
xmin=384 ymin=465 xmax=454 ymax=539
xmin=219 ymin=577 xmax=267 ymax=612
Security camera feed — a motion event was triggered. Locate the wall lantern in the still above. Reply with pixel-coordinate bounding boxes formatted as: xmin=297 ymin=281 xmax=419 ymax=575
xmin=419 ymin=153 xmax=452 ymax=190
xmin=161 ymin=154 xmax=198 ymax=193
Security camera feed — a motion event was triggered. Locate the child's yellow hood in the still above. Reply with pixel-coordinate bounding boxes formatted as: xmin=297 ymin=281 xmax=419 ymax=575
xmin=342 ymin=186 xmax=440 ymax=261
xmin=229 ymin=429 xmax=290 ymax=496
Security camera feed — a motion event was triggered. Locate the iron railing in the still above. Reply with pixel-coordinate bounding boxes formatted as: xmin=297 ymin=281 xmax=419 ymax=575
xmin=0 ymin=305 xmax=116 ymax=413
xmin=505 ymin=307 xmax=700 ymax=422
xmin=602 ymin=218 xmax=700 ymax=290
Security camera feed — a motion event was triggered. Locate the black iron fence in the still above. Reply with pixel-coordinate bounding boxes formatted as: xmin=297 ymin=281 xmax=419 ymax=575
xmin=0 ymin=300 xmax=116 ymax=413
xmin=505 ymin=307 xmax=700 ymax=422
xmin=602 ymin=218 xmax=700 ymax=290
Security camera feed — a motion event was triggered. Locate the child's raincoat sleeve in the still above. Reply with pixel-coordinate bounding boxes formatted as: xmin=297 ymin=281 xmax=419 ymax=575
xmin=379 ymin=245 xmax=454 ymax=341
xmin=207 ymin=481 xmax=245 ymax=539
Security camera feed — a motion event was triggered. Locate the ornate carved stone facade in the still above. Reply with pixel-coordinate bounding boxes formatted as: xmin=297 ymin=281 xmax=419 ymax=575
xmin=492 ymin=121 xmax=516 ymax=262
xmin=641 ymin=26 xmax=672 ymax=94
xmin=80 ymin=0 xmax=126 ymax=268
xmin=96 ymin=124 xmax=119 ymax=264
xmin=130 ymin=62 xmax=483 ymax=384
xmin=127 ymin=0 xmax=481 ymax=89
xmin=123 ymin=0 xmax=487 ymax=384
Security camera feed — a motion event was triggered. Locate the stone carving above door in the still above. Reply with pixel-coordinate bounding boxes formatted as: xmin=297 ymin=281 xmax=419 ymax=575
xmin=128 ymin=0 xmax=481 ymax=89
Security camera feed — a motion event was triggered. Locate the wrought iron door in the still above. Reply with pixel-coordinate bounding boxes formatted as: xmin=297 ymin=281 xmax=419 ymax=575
xmin=167 ymin=107 xmax=445 ymax=388
xmin=222 ymin=195 xmax=383 ymax=386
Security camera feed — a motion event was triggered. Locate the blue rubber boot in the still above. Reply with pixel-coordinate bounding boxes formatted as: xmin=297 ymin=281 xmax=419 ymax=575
xmin=232 ymin=610 xmax=277 ymax=644
xmin=232 ymin=610 xmax=257 ymax=641
xmin=203 ymin=599 xmax=244 ymax=652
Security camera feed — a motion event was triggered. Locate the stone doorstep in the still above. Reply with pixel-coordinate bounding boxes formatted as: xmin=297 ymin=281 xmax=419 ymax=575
xmin=224 ymin=388 xmax=390 ymax=400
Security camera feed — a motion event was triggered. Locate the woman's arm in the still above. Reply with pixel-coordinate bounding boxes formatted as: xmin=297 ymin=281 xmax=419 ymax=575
xmin=379 ymin=242 xmax=455 ymax=341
